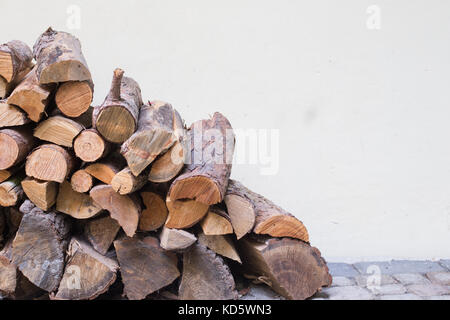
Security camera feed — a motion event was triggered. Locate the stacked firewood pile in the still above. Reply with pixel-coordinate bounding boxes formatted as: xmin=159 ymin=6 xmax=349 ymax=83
xmin=0 ymin=28 xmax=332 ymax=300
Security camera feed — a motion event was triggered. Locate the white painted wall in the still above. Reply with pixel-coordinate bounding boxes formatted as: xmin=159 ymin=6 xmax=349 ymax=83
xmin=1 ymin=0 xmax=449 ymax=262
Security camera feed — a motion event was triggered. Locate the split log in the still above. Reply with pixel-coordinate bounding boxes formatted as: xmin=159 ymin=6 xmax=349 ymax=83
xmin=121 ymin=101 xmax=183 ymax=176
xmin=0 ymin=175 xmax=24 ymax=207
xmin=84 ymin=153 xmax=125 ymax=184
xmin=90 ymin=185 xmax=141 ymax=237
xmin=225 ymin=180 xmax=309 ymax=242
xmin=53 ymin=238 xmax=118 ymax=300
xmin=114 ymin=236 xmax=180 ymax=300
xmin=0 ymin=165 xmax=22 ymax=184
xmin=25 ymin=144 xmax=77 ymax=183
xmin=34 ymin=115 xmax=84 ymax=147
xmin=0 ymin=100 xmax=30 ymax=127
xmin=0 ymin=63 xmax=33 ymax=99
xmin=84 ymin=214 xmax=120 ymax=255
xmin=70 ymin=169 xmax=93 ymax=193
xmin=12 ymin=203 xmax=71 ymax=292
xmin=32 ymin=27 xmax=91 ymax=84
xmin=159 ymin=227 xmax=196 ymax=251
xmin=74 ymin=129 xmax=111 ymax=162
xmin=139 ymin=191 xmax=168 ymax=231
xmin=148 ymin=140 xmax=186 ymax=183
xmin=169 ymin=112 xmax=235 ymax=205
xmin=165 ymin=196 xmax=209 ymax=229
xmin=56 ymin=181 xmax=102 ymax=219
xmin=238 ymin=237 xmax=332 ymax=300
xmin=0 ymin=127 xmax=34 ymax=170
xmin=55 ymin=80 xmax=93 ymax=117
xmin=93 ymin=68 xmax=143 ymax=143
xmin=200 ymin=206 xmax=233 ymax=235
xmin=7 ymin=68 xmax=56 ymax=122
xmin=179 ymin=243 xmax=238 ymax=300
xmin=0 ymin=40 xmax=33 ymax=83
xmin=21 ymin=177 xmax=58 ymax=211
xmin=111 ymin=167 xmax=147 ymax=195
xmin=198 ymin=231 xmax=241 ymax=263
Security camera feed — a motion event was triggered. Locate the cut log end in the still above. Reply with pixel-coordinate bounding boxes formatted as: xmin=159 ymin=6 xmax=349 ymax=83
xmin=139 ymin=191 xmax=168 ymax=231
xmin=170 ymin=176 xmax=221 ymax=205
xmin=165 ymin=197 xmax=209 ymax=229
xmin=0 ymin=101 xmax=30 ymax=127
xmin=96 ymin=106 xmax=136 ymax=144
xmin=0 ymin=128 xmax=34 ymax=170
xmin=148 ymin=141 xmax=185 ymax=183
xmin=34 ymin=116 xmax=84 ymax=148
xmin=0 ymin=132 xmax=20 ymax=170
xmin=70 ymin=169 xmax=93 ymax=193
xmin=111 ymin=167 xmax=147 ymax=195
xmin=224 ymin=194 xmax=255 ymax=240
xmin=0 ymin=177 xmax=23 ymax=207
xmin=159 ymin=227 xmax=197 ymax=251
xmin=21 ymin=177 xmax=58 ymax=211
xmin=55 ymin=81 xmax=93 ymax=117
xmin=56 ymin=181 xmax=102 ymax=219
xmin=200 ymin=208 xmax=233 ymax=236
xmin=39 ymin=60 xmax=91 ymax=84
xmin=74 ymin=129 xmax=109 ymax=162
xmin=254 ymin=215 xmax=309 ymax=242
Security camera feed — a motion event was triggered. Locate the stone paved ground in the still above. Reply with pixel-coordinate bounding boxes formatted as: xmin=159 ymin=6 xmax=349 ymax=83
xmin=241 ymin=260 xmax=450 ymax=300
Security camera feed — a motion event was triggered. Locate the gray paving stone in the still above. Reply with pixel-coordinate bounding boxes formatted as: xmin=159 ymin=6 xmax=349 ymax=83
xmin=425 ymin=295 xmax=450 ymax=300
xmin=353 ymin=260 xmax=446 ymax=275
xmin=240 ymin=285 xmax=284 ymax=300
xmin=354 ymin=274 xmax=397 ymax=287
xmin=439 ymin=260 xmax=450 ymax=271
xmin=379 ymin=293 xmax=422 ymax=300
xmin=369 ymin=284 xmax=406 ymax=296
xmin=406 ymin=284 xmax=450 ymax=297
xmin=331 ymin=276 xmax=356 ymax=287
xmin=426 ymin=272 xmax=450 ymax=285
xmin=393 ymin=273 xmax=431 ymax=285
xmin=327 ymin=263 xmax=360 ymax=277
xmin=320 ymin=286 xmax=374 ymax=300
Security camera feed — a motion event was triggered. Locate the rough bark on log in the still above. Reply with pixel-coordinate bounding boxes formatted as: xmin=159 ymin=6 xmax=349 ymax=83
xmin=0 ymin=100 xmax=30 ymax=127
xmin=225 ymin=180 xmax=309 ymax=242
xmin=84 ymin=214 xmax=120 ymax=255
xmin=169 ymin=112 xmax=235 ymax=205
xmin=121 ymin=101 xmax=183 ymax=176
xmin=165 ymin=196 xmax=209 ymax=229
xmin=159 ymin=227 xmax=197 ymax=251
xmin=12 ymin=203 xmax=71 ymax=292
xmin=7 ymin=68 xmax=56 ymax=122
xmin=0 ymin=40 xmax=33 ymax=83
xmin=198 ymin=231 xmax=241 ymax=263
xmin=114 ymin=236 xmax=180 ymax=300
xmin=148 ymin=140 xmax=186 ymax=183
xmin=90 ymin=185 xmax=141 ymax=237
xmin=111 ymin=167 xmax=147 ymax=195
xmin=32 ymin=27 xmax=91 ymax=84
xmin=70 ymin=169 xmax=93 ymax=193
xmin=74 ymin=129 xmax=111 ymax=162
xmin=0 ymin=127 xmax=35 ymax=170
xmin=179 ymin=243 xmax=238 ymax=300
xmin=55 ymin=80 xmax=93 ymax=117
xmin=53 ymin=238 xmax=118 ymax=300
xmin=56 ymin=181 xmax=102 ymax=219
xmin=21 ymin=177 xmax=58 ymax=211
xmin=238 ymin=236 xmax=332 ymax=300
xmin=139 ymin=191 xmax=168 ymax=231
xmin=93 ymin=68 xmax=143 ymax=143
xmin=200 ymin=206 xmax=233 ymax=235
xmin=0 ymin=174 xmax=24 ymax=207
xmin=34 ymin=115 xmax=84 ymax=147
xmin=26 ymin=144 xmax=77 ymax=183
xmin=84 ymin=152 xmax=125 ymax=184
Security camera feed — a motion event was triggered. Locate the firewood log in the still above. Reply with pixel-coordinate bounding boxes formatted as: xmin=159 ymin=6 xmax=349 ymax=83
xmin=121 ymin=101 xmax=183 ymax=176
xmin=0 ymin=174 xmax=24 ymax=207
xmin=238 ymin=236 xmax=332 ymax=300
xmin=0 ymin=100 xmax=30 ymax=127
xmin=55 ymin=80 xmax=93 ymax=117
xmin=90 ymin=185 xmax=141 ymax=237
xmin=25 ymin=144 xmax=77 ymax=183
xmin=0 ymin=63 xmax=33 ymax=99
xmin=74 ymin=129 xmax=111 ymax=162
xmin=0 ymin=40 xmax=33 ymax=83
xmin=12 ymin=202 xmax=71 ymax=292
xmin=93 ymin=68 xmax=143 ymax=143
xmin=179 ymin=243 xmax=238 ymax=300
xmin=200 ymin=206 xmax=233 ymax=235
xmin=111 ymin=167 xmax=147 ymax=195
xmin=169 ymin=112 xmax=235 ymax=205
xmin=21 ymin=177 xmax=58 ymax=211
xmin=5 ymin=206 xmax=23 ymax=236
xmin=53 ymin=238 xmax=118 ymax=300
xmin=198 ymin=231 xmax=241 ymax=263
xmin=159 ymin=227 xmax=196 ymax=251
xmin=56 ymin=181 xmax=102 ymax=219
xmin=114 ymin=236 xmax=180 ymax=300
xmin=225 ymin=180 xmax=309 ymax=242
xmin=148 ymin=140 xmax=185 ymax=183
xmin=70 ymin=169 xmax=93 ymax=193
xmin=34 ymin=115 xmax=84 ymax=147
xmin=165 ymin=196 xmax=209 ymax=229
xmin=32 ymin=27 xmax=91 ymax=84
xmin=7 ymin=68 xmax=56 ymax=122
xmin=139 ymin=191 xmax=168 ymax=231
xmin=84 ymin=152 xmax=125 ymax=184
xmin=84 ymin=214 xmax=120 ymax=255
xmin=0 ymin=165 xmax=22 ymax=184
xmin=0 ymin=127 xmax=35 ymax=170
